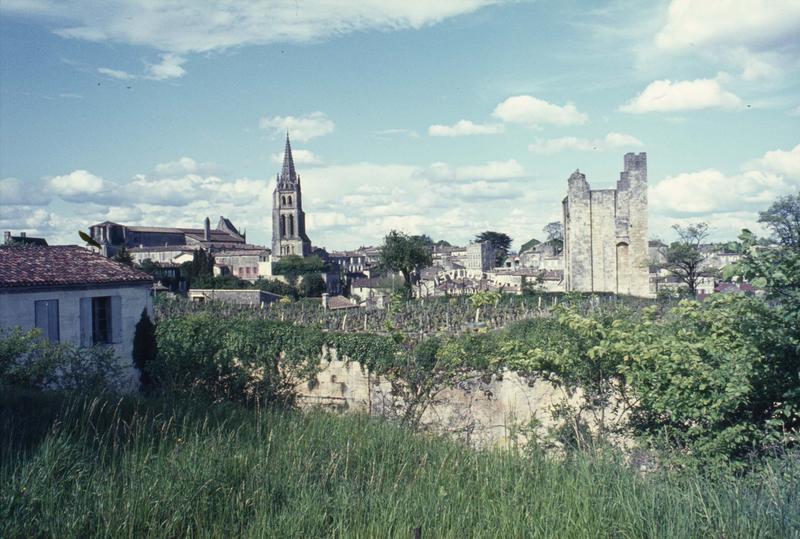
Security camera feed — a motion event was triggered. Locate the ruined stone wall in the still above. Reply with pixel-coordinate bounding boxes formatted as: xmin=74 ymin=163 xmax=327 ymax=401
xmin=589 ymin=189 xmax=617 ymax=292
xmin=562 ymin=153 xmax=651 ymax=297
xmin=296 ymin=357 xmax=623 ymax=450
xmin=563 ymin=171 xmax=593 ymax=291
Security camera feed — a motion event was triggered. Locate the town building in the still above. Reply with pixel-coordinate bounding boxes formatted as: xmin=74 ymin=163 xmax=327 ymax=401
xmin=562 ymin=153 xmax=650 ymax=297
xmin=0 ymin=245 xmax=153 ymax=390
xmin=187 ymin=288 xmax=282 ymax=307
xmin=272 ymin=134 xmax=312 ymax=258
xmin=465 ymin=241 xmax=495 ymax=275
xmin=4 ymin=231 xmax=48 ymax=246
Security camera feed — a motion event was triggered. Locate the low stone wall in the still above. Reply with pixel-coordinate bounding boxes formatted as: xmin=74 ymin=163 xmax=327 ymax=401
xmin=296 ymin=354 xmax=616 ymax=449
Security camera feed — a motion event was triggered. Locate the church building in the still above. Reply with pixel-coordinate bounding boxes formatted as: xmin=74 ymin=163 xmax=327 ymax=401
xmin=272 ymin=134 xmax=312 ymax=259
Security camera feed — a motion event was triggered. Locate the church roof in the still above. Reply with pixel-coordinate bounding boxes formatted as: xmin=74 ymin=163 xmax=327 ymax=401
xmin=280 ymin=132 xmax=297 ymax=183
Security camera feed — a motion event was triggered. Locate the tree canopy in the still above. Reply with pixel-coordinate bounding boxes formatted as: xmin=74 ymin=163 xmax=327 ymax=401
xmin=543 ymin=221 xmax=564 ymax=254
xmin=660 ymin=223 xmax=713 ymax=296
xmin=379 ymin=230 xmax=432 ymax=294
xmin=475 ymin=231 xmax=511 ymax=266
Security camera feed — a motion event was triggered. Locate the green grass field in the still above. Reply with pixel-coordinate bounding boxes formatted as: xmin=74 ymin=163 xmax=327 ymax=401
xmin=1 ymin=391 xmax=798 ymax=538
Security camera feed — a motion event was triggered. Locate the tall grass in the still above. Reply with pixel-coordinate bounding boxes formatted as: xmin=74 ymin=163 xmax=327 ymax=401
xmin=1 ymin=391 xmax=798 ymax=538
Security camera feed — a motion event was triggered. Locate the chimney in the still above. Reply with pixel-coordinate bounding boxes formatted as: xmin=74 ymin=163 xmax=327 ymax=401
xmin=204 ymin=217 xmax=211 ymax=242
xmin=322 ymin=293 xmax=329 ymax=310
xmin=3 ymin=231 xmax=10 ymax=244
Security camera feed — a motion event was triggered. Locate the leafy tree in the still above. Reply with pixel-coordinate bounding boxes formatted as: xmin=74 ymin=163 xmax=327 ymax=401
xmin=78 ymin=230 xmax=101 ymax=249
xmin=132 ymin=310 xmax=157 ymax=390
xmin=758 ymin=192 xmax=800 ymax=249
xmin=273 ymin=255 xmax=325 ymax=287
xmin=543 ymin=221 xmax=564 ymax=254
xmin=519 ymin=238 xmax=541 ymax=253
xmin=113 ymin=246 xmax=134 ymax=266
xmin=659 ymin=223 xmax=713 ymax=296
xmin=254 ymin=278 xmax=297 ymax=298
xmin=434 ymin=239 xmax=452 ymax=247
xmin=299 ymin=273 xmax=326 ymax=297
xmin=181 ymin=249 xmax=215 ymax=288
xmin=475 ymin=231 xmax=511 ymax=266
xmin=379 ymin=230 xmax=433 ymax=296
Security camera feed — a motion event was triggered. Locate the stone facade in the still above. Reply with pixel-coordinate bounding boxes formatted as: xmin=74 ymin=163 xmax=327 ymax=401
xmin=465 ymin=241 xmax=495 ymax=274
xmin=562 ymin=153 xmax=650 ymax=297
xmin=272 ymin=134 xmax=312 ymax=259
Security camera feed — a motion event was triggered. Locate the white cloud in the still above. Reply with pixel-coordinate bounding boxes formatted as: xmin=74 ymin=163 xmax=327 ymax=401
xmin=654 ymin=1 xmax=800 ymax=80
xmin=790 ymin=106 xmax=800 ymax=117
xmin=422 ymin=159 xmax=525 ymax=182
xmin=97 ymin=67 xmax=134 ymax=80
xmin=428 ymin=119 xmax=504 ymax=137
xmin=0 ymin=177 xmax=51 ymax=205
xmin=3 ymin=1 xmax=504 ymax=54
xmin=650 ymin=144 xmax=800 ymax=214
xmin=620 ymin=78 xmax=742 ymax=113
xmin=144 ymin=53 xmax=186 ymax=80
xmin=492 ymin=95 xmax=588 ymax=128
xmin=259 ymin=112 xmax=334 ymax=142
xmin=270 ymin=149 xmax=323 ymax=165
xmin=49 ymin=170 xmax=105 ymax=199
xmin=529 ymin=132 xmax=643 ymax=154
xmin=655 ymin=1 xmax=800 ymax=53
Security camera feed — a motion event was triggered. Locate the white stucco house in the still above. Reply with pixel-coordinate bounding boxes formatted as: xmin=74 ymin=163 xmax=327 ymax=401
xmin=0 ymin=245 xmax=153 ymax=390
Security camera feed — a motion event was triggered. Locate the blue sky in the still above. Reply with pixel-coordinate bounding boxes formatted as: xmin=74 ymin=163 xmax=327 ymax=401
xmin=1 ymin=0 xmax=798 ymax=250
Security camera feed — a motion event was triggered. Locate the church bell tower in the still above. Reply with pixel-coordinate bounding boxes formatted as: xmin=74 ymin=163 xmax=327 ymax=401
xmin=272 ymin=133 xmax=312 ymax=259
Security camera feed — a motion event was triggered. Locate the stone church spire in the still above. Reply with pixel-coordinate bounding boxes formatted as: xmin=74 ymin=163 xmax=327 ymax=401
xmin=272 ymin=133 xmax=311 ymax=259
xmin=280 ymin=132 xmax=297 ymax=184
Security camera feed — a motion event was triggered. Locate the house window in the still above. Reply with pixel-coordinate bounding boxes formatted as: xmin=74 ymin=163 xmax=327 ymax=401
xmin=80 ymin=295 xmax=121 ymax=346
xmin=34 ymin=299 xmax=59 ymax=342
xmin=92 ymin=296 xmax=112 ymax=344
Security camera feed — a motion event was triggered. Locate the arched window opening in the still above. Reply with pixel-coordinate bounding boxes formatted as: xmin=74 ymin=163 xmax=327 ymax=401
xmin=281 ymin=195 xmax=286 ymax=205
xmin=289 ymin=214 xmax=295 ymax=236
xmin=288 ymin=196 xmax=292 ymax=205
xmin=280 ymin=215 xmax=286 ymax=238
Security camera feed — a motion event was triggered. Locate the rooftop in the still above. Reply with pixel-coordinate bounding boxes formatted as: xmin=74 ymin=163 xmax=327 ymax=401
xmin=0 ymin=245 xmax=153 ymax=289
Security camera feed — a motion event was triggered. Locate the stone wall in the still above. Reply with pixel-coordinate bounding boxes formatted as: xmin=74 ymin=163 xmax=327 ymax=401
xmin=296 ymin=355 xmax=622 ymax=449
xmin=562 ymin=153 xmax=651 ymax=297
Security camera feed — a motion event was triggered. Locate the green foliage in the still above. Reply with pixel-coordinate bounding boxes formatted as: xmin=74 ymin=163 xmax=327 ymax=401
xmin=254 ymin=277 xmax=297 ymax=298
xmin=758 ymin=191 xmax=800 ymax=249
xmin=192 ymin=273 xmax=251 ymax=289
xmin=0 ymin=328 xmax=122 ymax=392
xmin=378 ymin=230 xmax=433 ymax=294
xmin=181 ymin=248 xmax=215 ymax=287
xmin=298 ymin=273 xmax=326 ymax=297
xmin=2 ymin=392 xmax=798 ymax=538
xmin=132 ymin=310 xmax=157 ymax=389
xmin=475 ymin=230 xmax=511 ymax=266
xmin=152 ymin=313 xmax=324 ymax=405
xmin=272 ymin=255 xmax=326 ymax=286
xmin=660 ymin=222 xmax=713 ymax=296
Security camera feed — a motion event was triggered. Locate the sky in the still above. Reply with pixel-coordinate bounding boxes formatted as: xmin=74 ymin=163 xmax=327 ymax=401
xmin=0 ymin=0 xmax=798 ymax=251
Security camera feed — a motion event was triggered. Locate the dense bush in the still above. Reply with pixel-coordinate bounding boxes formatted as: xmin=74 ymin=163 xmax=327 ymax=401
xmin=0 ymin=328 xmax=122 ymax=392
xmin=152 ymin=313 xmax=327 ymax=405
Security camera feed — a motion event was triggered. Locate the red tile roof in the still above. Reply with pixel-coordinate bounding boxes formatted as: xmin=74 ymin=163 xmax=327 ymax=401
xmin=0 ymin=245 xmax=153 ymax=289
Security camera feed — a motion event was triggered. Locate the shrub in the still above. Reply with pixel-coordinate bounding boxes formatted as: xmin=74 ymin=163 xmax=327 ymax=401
xmin=0 ymin=328 xmax=122 ymax=392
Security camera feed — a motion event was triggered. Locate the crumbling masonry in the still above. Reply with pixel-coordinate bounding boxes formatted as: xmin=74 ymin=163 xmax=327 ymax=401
xmin=562 ymin=153 xmax=650 ymax=297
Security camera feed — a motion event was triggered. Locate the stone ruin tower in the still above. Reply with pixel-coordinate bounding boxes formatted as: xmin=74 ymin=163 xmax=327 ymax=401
xmin=271 ymin=133 xmax=312 ymax=259
xmin=562 ymin=152 xmax=650 ymax=297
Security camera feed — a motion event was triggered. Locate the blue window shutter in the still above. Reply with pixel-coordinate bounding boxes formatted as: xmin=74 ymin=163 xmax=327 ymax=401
xmin=48 ymin=300 xmax=60 ymax=342
xmin=110 ymin=295 xmax=123 ymax=344
xmin=79 ymin=297 xmax=92 ymax=347
xmin=35 ymin=300 xmax=48 ymax=337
